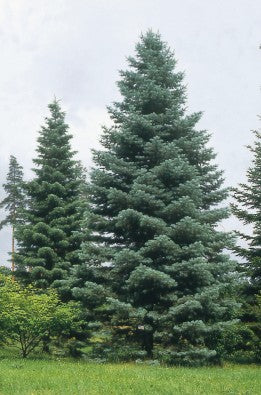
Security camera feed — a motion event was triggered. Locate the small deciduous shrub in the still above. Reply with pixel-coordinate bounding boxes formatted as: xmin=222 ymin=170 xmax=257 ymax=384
xmin=0 ymin=274 xmax=82 ymax=358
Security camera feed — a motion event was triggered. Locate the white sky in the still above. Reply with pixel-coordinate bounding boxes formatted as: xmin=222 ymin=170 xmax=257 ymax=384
xmin=0 ymin=0 xmax=260 ymax=265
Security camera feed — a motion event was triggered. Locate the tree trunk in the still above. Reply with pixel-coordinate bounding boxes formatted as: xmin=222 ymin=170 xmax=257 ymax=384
xmin=12 ymin=225 xmax=15 ymax=279
xmin=42 ymin=335 xmax=51 ymax=354
xmin=143 ymin=331 xmax=153 ymax=358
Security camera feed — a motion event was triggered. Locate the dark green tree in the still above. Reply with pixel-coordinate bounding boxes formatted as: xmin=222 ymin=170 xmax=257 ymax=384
xmin=231 ymin=127 xmax=261 ymax=360
xmin=67 ymin=31 xmax=238 ymax=365
xmin=15 ymin=100 xmax=86 ymax=288
xmin=0 ymin=156 xmax=25 ymax=271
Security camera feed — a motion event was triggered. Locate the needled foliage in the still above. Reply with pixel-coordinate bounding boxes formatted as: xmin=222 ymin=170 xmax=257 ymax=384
xmin=67 ymin=31 xmax=239 ymax=365
xmin=232 ymin=127 xmax=261 ymax=362
xmin=15 ymin=100 xmax=87 ymax=288
xmin=0 ymin=155 xmax=25 ymax=270
xmin=0 ymin=155 xmax=25 ymax=230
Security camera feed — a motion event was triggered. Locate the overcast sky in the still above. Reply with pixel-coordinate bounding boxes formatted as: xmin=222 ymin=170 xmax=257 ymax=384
xmin=0 ymin=0 xmax=260 ymax=265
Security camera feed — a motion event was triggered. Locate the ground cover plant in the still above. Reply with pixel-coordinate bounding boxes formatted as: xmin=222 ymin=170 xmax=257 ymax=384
xmin=0 ymin=350 xmax=260 ymax=395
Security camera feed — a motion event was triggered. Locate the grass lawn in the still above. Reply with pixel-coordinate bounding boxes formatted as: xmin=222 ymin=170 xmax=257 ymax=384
xmin=0 ymin=353 xmax=260 ymax=394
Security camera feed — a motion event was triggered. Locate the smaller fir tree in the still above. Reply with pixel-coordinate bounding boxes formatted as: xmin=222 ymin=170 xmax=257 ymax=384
xmin=232 ymin=127 xmax=261 ymax=360
xmin=0 ymin=156 xmax=25 ymax=271
xmin=15 ymin=100 xmax=87 ymax=288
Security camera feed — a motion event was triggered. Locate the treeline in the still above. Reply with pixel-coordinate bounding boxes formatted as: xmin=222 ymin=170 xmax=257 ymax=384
xmin=0 ymin=31 xmax=260 ymax=365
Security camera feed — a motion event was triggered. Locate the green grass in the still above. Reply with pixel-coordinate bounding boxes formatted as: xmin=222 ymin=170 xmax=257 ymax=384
xmin=0 ymin=353 xmax=260 ymax=394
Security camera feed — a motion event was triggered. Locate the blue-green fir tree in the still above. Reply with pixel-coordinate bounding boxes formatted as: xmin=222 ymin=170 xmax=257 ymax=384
xmin=15 ymin=100 xmax=86 ymax=288
xmin=67 ymin=31 xmax=239 ymax=365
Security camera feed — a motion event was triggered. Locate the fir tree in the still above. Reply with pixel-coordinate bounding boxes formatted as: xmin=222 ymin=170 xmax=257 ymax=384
xmin=67 ymin=31 xmax=238 ymax=365
xmin=15 ymin=100 xmax=86 ymax=288
xmin=231 ymin=127 xmax=261 ymax=358
xmin=0 ymin=155 xmax=25 ymax=271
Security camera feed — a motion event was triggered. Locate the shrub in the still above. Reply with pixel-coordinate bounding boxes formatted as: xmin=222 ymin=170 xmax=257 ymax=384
xmin=0 ymin=274 xmax=81 ymax=358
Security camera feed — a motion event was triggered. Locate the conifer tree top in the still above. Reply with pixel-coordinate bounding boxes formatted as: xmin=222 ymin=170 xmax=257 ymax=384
xmin=112 ymin=30 xmax=186 ymax=119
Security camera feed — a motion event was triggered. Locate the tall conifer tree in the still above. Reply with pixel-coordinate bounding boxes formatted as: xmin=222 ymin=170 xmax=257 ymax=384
xmin=15 ymin=100 xmax=86 ymax=288
xmin=232 ymin=128 xmax=261 ymax=355
xmin=0 ymin=155 xmax=25 ymax=271
xmin=68 ymin=32 xmax=238 ymax=365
